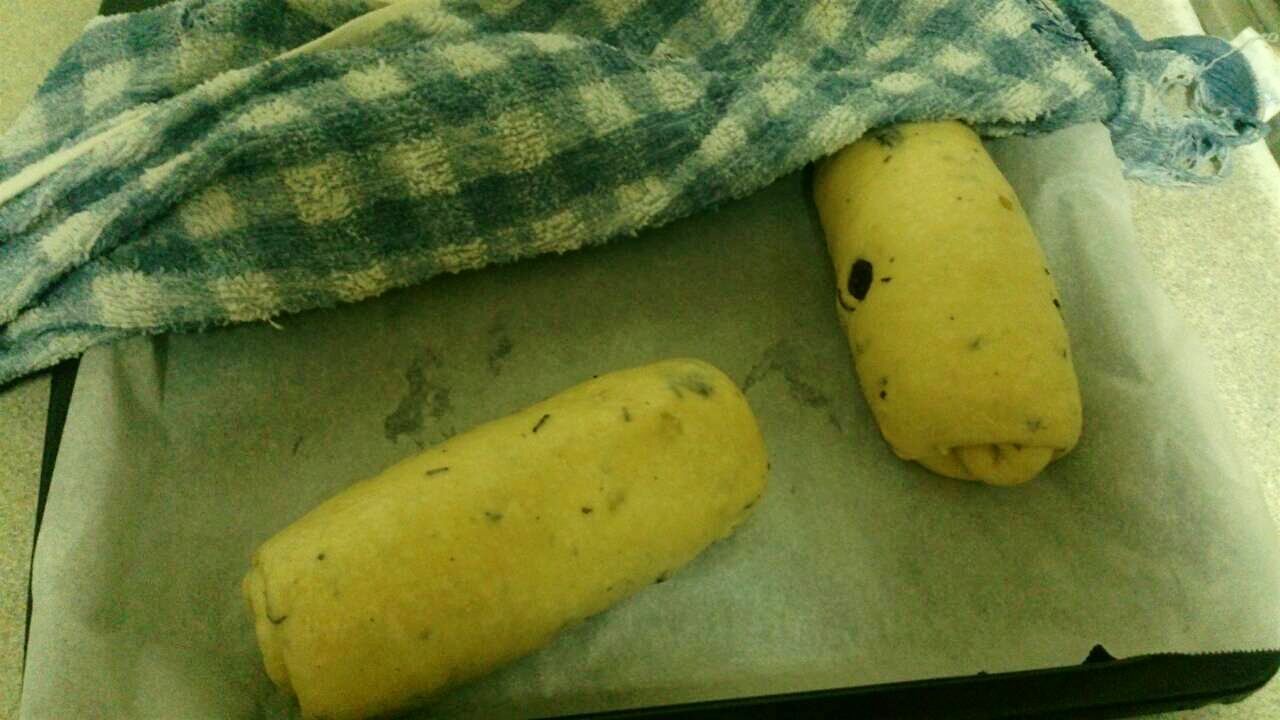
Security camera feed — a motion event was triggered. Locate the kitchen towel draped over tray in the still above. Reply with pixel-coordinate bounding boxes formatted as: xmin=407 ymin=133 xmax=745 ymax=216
xmin=0 ymin=0 xmax=1265 ymax=386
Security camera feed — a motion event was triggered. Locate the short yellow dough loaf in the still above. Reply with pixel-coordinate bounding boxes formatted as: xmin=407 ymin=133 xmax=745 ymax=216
xmin=243 ymin=359 xmax=767 ymax=719
xmin=813 ymin=121 xmax=1082 ymax=485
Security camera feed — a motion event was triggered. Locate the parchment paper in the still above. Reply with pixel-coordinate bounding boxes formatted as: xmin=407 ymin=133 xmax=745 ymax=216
xmin=20 ymin=123 xmax=1280 ymax=719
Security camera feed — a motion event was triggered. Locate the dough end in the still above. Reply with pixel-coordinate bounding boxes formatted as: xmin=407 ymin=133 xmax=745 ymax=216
xmin=916 ymin=444 xmax=1054 ymax=486
xmin=243 ymin=562 xmax=292 ymax=693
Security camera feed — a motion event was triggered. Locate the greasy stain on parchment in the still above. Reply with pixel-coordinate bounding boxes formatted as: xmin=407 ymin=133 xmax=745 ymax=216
xmin=487 ymin=319 xmax=514 ymax=375
xmin=741 ymin=340 xmax=843 ymax=431
xmin=384 ymin=349 xmax=452 ymax=442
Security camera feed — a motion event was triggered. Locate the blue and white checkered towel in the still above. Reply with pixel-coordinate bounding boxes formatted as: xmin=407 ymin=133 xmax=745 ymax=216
xmin=0 ymin=0 xmax=1265 ymax=386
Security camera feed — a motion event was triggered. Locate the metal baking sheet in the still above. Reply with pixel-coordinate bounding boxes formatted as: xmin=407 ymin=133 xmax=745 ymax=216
xmin=20 ymin=123 xmax=1280 ymax=719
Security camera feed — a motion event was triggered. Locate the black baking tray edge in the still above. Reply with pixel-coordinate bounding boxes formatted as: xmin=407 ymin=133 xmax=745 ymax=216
xmin=24 ymin=357 xmax=1280 ymax=718
xmin=559 ymin=648 xmax=1280 ymax=719
xmin=19 ymin=1 xmax=1280 ymax=713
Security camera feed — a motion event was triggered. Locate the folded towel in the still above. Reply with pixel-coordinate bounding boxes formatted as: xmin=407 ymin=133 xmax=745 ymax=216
xmin=0 ymin=0 xmax=1265 ymax=386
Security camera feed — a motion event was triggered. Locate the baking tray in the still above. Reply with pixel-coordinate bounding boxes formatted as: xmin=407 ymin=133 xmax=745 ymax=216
xmin=23 ymin=357 xmax=1280 ymax=717
xmin=13 ymin=1 xmax=1279 ymax=716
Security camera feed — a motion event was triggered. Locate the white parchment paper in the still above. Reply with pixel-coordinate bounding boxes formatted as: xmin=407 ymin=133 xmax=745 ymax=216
xmin=20 ymin=124 xmax=1280 ymax=719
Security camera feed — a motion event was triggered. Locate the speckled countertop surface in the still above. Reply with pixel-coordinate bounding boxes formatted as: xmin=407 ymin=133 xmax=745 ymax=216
xmin=0 ymin=2 xmax=1277 ymax=719
xmin=0 ymin=3 xmax=102 ymax=717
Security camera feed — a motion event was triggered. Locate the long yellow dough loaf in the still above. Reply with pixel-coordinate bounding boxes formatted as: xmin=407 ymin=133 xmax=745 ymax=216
xmin=243 ymin=359 xmax=767 ymax=719
xmin=813 ymin=121 xmax=1082 ymax=485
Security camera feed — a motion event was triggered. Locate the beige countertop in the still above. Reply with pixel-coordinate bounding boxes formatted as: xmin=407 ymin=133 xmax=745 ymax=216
xmin=1 ymin=1 xmax=1276 ymax=718
xmin=0 ymin=2 xmax=102 ymax=717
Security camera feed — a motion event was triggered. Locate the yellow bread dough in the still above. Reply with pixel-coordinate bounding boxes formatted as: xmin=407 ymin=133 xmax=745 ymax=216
xmin=813 ymin=121 xmax=1082 ymax=485
xmin=243 ymin=359 xmax=768 ymax=719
